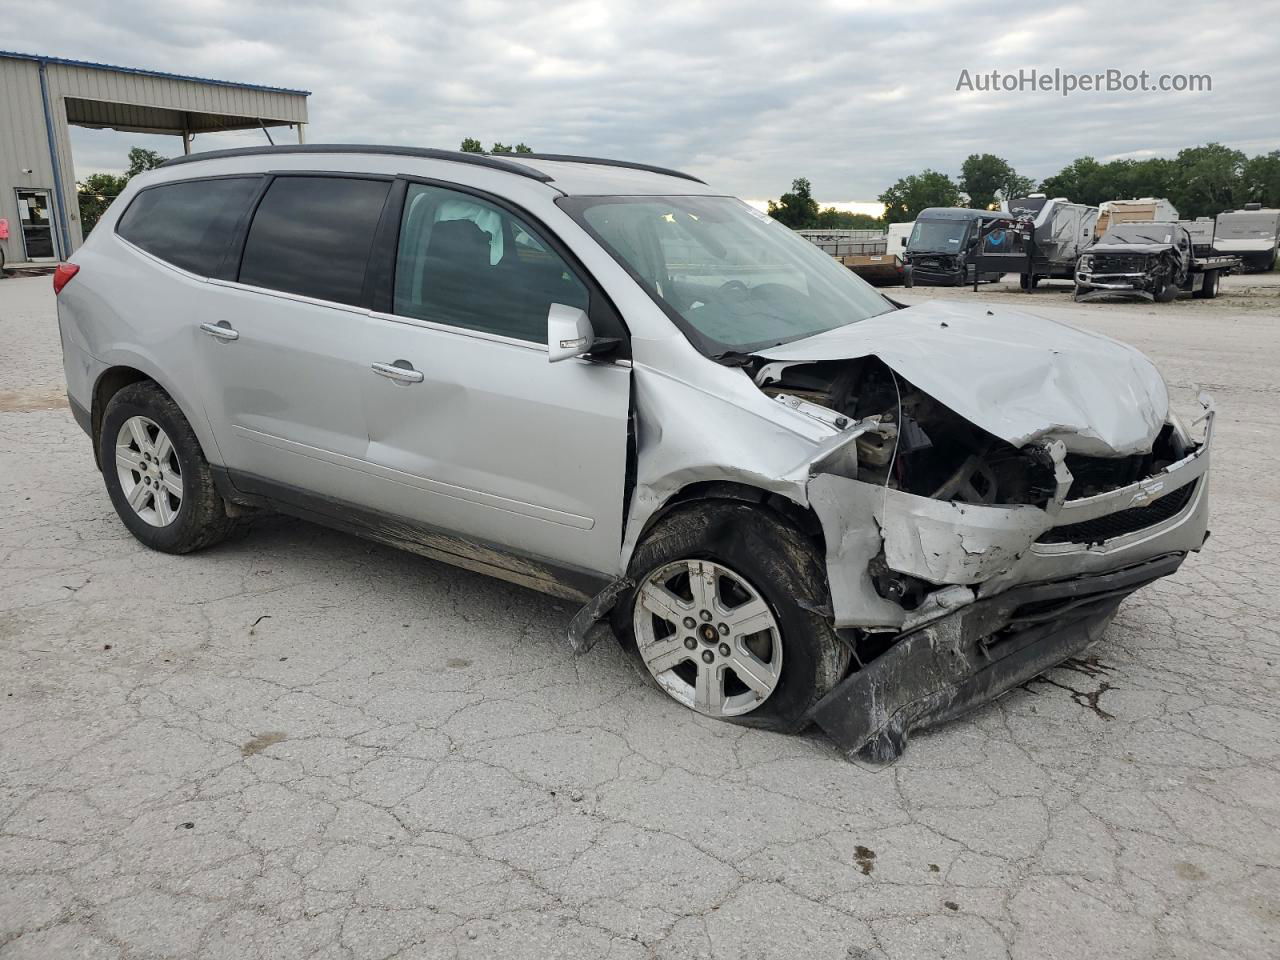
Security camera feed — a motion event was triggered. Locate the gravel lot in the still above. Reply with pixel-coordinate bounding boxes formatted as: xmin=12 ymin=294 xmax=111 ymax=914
xmin=2 ymin=271 xmax=1279 ymax=959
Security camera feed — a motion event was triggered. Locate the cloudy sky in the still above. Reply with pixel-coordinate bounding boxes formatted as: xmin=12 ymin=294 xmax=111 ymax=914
xmin=3 ymin=0 xmax=1277 ymax=209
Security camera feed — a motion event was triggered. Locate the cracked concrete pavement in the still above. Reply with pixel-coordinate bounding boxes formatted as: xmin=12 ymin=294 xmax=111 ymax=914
xmin=2 ymin=271 xmax=1279 ymax=959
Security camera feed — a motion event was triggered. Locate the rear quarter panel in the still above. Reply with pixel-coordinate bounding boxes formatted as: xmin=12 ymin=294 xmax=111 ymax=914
xmin=58 ymin=225 xmax=225 ymax=467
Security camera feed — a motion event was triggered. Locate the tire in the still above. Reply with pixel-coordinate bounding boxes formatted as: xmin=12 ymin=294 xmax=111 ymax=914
xmin=1019 ymin=273 xmax=1039 ymax=291
xmin=1153 ymin=277 xmax=1178 ymax=303
xmin=1194 ymin=270 xmax=1219 ymax=300
xmin=99 ymin=381 xmax=234 ymax=553
xmin=616 ymin=501 xmax=851 ymax=733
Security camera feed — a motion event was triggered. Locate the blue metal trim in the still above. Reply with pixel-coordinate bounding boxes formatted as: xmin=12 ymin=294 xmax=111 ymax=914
xmin=37 ymin=61 xmax=73 ymax=257
xmin=1 ymin=50 xmax=311 ymax=97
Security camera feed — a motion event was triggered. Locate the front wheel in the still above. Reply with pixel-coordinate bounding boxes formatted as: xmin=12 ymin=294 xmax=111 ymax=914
xmin=1153 ymin=277 xmax=1178 ymax=303
xmin=618 ymin=501 xmax=850 ymax=732
xmin=99 ymin=381 xmax=235 ymax=553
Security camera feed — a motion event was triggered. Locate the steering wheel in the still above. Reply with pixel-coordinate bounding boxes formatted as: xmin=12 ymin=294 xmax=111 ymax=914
xmin=717 ymin=279 xmax=751 ymax=298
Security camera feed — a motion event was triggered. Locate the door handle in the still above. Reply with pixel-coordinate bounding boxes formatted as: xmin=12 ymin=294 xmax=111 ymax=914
xmin=371 ymin=361 xmax=424 ymax=383
xmin=200 ymin=321 xmax=239 ymax=341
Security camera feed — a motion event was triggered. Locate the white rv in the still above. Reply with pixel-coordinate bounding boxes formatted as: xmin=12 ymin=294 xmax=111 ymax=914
xmin=885 ymin=221 xmax=913 ymax=255
xmin=1213 ymin=204 xmax=1280 ymax=272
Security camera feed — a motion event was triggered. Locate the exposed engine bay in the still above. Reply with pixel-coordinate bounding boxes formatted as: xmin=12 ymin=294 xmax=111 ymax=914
xmin=751 ymin=356 xmax=1190 ymax=507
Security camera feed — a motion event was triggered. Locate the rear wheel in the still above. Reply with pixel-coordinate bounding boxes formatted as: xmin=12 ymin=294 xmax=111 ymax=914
xmin=99 ymin=381 xmax=234 ymax=553
xmin=1194 ymin=269 xmax=1219 ymax=299
xmin=618 ymin=501 xmax=850 ymax=732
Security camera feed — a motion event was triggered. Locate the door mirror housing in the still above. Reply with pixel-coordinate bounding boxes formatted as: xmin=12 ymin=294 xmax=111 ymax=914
xmin=547 ymin=303 xmax=595 ymax=363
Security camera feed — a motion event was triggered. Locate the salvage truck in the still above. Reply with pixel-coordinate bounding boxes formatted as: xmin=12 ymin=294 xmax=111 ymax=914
xmin=1075 ymin=221 xmax=1239 ymax=302
xmin=58 ymin=144 xmax=1215 ymax=761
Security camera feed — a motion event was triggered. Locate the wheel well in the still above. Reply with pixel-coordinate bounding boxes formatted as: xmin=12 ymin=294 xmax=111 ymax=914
xmin=641 ymin=481 xmax=826 ymax=555
xmin=90 ymin=366 xmax=153 ymax=461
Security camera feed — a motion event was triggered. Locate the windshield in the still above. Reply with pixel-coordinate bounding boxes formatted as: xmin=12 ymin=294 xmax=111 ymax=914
xmin=907 ymin=219 xmax=970 ymax=253
xmin=1100 ymin=223 xmax=1179 ymax=245
xmin=559 ymin=195 xmax=893 ymax=354
xmin=1216 ymin=212 xmax=1279 ymax=240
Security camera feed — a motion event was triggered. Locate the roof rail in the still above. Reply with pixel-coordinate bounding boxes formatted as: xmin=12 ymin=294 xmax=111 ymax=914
xmin=519 ymin=152 xmax=705 ymax=184
xmin=158 ymin=144 xmax=554 ymax=182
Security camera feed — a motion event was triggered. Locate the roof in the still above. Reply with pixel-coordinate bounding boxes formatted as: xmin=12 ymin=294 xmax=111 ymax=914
xmin=0 ymin=49 xmax=310 ymax=97
xmin=158 ymin=144 xmax=709 ymax=195
xmin=917 ymin=207 xmax=1013 ymax=221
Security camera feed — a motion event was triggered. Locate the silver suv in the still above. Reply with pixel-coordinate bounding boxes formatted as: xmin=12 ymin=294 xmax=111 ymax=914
xmin=56 ymin=145 xmax=1213 ymax=759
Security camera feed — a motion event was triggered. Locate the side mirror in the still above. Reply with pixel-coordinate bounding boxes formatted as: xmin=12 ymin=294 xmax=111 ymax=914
xmin=547 ymin=303 xmax=594 ymax=363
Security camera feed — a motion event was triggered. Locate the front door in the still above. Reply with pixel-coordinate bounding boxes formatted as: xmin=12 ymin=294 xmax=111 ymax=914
xmin=359 ymin=181 xmax=632 ymax=577
xmin=15 ymin=189 xmax=57 ymax=261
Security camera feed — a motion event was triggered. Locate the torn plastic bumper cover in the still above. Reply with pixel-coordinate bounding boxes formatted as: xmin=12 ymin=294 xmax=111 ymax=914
xmin=808 ymin=552 xmax=1184 ymax=762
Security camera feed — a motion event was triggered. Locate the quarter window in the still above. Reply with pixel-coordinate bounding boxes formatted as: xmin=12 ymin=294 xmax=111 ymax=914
xmin=239 ymin=176 xmax=390 ymax=307
xmin=117 ymin=177 xmax=260 ymax=277
xmin=393 ymin=183 xmax=588 ymax=342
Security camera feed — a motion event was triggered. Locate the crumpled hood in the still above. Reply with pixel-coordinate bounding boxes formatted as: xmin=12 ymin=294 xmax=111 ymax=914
xmin=758 ymin=299 xmax=1169 ymax=457
xmin=1088 ymin=242 xmax=1172 ymax=255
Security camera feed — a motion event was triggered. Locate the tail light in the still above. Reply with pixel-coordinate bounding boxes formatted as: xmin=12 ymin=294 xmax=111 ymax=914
xmin=52 ymin=262 xmax=79 ymax=295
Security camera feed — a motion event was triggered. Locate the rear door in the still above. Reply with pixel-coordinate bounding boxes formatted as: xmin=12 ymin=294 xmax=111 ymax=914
xmin=357 ymin=180 xmax=632 ymax=577
xmin=192 ymin=173 xmax=392 ymax=500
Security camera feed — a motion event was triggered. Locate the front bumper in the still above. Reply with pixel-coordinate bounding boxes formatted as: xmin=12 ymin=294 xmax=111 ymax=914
xmin=809 ymin=553 xmax=1183 ymax=761
xmin=805 ymin=405 xmax=1213 ymax=758
xmin=1074 ymin=271 xmax=1156 ymax=301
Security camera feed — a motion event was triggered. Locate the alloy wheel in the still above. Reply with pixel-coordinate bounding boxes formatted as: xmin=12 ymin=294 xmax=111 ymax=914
xmin=633 ymin=559 xmax=783 ymax=717
xmin=115 ymin=416 xmax=183 ymax=527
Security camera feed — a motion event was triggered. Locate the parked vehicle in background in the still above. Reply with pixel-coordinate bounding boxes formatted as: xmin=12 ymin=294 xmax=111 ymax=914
xmin=1001 ymin=194 xmax=1098 ymax=290
xmin=1213 ymin=204 xmax=1280 ymax=272
xmin=1095 ymin=198 xmax=1180 ymax=237
xmin=55 ymin=144 xmax=1214 ymax=760
xmin=1179 ymin=217 xmax=1217 ymax=255
xmin=1075 ymin=221 xmax=1238 ymax=302
xmin=839 ymin=250 xmax=904 ymax=285
xmin=884 ymin=221 xmax=912 ymax=256
xmin=903 ymin=208 xmax=1014 ymax=286
xmin=798 ymin=227 xmax=907 ymax=286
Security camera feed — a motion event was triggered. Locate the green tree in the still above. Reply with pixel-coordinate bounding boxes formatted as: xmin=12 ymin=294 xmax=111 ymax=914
xmin=76 ymin=172 xmax=129 ymax=235
xmin=1040 ymin=155 xmax=1175 ymax=206
xmin=125 ymin=147 xmax=167 ymax=178
xmin=767 ymin=177 xmax=821 ymax=228
xmin=1243 ymin=150 xmax=1280 ymax=208
xmin=814 ymin=207 xmax=881 ymax=229
xmin=75 ymin=145 xmax=167 ymax=236
xmin=490 ymin=142 xmax=532 ymax=154
xmin=1169 ymin=143 xmax=1247 ymax=217
xmin=459 ymin=137 xmax=484 ymax=153
xmin=878 ymin=170 xmax=963 ymax=222
xmin=959 ymin=153 xmax=1033 ymax=210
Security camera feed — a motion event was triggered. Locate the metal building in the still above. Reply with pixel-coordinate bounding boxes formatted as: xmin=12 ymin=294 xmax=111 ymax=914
xmin=1 ymin=51 xmax=309 ymax=268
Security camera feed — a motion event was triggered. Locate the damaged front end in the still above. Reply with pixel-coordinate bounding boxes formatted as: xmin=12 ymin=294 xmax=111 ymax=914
xmin=752 ymin=303 xmax=1213 ymax=760
xmin=1074 ymin=248 xmax=1184 ymax=302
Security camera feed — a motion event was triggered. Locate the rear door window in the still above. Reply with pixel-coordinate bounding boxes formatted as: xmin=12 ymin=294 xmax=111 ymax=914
xmin=117 ymin=177 xmax=261 ymax=277
xmin=239 ymin=176 xmax=390 ymax=307
xmin=392 ymin=183 xmax=588 ymax=342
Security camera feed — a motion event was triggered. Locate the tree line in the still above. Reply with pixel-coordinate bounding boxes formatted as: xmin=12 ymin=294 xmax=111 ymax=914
xmin=776 ymin=143 xmax=1280 ymax=227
